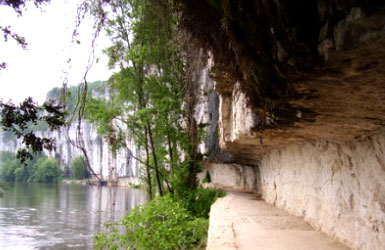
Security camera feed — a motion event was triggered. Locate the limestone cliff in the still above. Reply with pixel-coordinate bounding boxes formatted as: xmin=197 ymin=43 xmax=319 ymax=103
xmin=0 ymin=85 xmax=141 ymax=182
xmin=189 ymin=2 xmax=385 ymax=250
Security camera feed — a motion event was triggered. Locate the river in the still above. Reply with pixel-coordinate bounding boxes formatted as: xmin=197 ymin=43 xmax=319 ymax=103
xmin=0 ymin=182 xmax=148 ymax=250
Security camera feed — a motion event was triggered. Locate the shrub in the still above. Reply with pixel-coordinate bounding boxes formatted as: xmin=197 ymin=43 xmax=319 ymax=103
xmin=71 ymin=156 xmax=89 ymax=179
xmin=0 ymin=159 xmax=18 ymax=182
xmin=94 ymin=195 xmax=208 ymax=250
xmin=202 ymin=170 xmax=211 ymax=183
xmin=30 ymin=157 xmax=62 ymax=183
xmin=0 ymin=151 xmax=62 ymax=183
xmin=14 ymin=166 xmax=29 ymax=182
xmin=179 ymin=187 xmax=225 ymax=218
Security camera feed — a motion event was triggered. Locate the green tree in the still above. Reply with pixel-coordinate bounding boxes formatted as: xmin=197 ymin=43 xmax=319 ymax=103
xmin=87 ymin=1 xmax=223 ymax=249
xmin=70 ymin=156 xmax=89 ymax=179
xmin=29 ymin=157 xmax=62 ymax=183
xmin=87 ymin=0 xmax=195 ymax=199
xmin=0 ymin=98 xmax=66 ymax=164
xmin=14 ymin=166 xmax=29 ymax=182
xmin=94 ymin=195 xmax=208 ymax=250
xmin=0 ymin=159 xmax=18 ymax=182
xmin=0 ymin=151 xmax=63 ymax=183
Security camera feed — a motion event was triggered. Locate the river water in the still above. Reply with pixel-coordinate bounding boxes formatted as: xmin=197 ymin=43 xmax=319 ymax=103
xmin=0 ymin=183 xmax=148 ymax=250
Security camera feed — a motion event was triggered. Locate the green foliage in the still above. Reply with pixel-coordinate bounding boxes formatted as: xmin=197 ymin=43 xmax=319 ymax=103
xmin=88 ymin=1 xmax=224 ymax=249
xmin=46 ymin=81 xmax=108 ymax=117
xmin=0 ymin=151 xmax=62 ymax=183
xmin=0 ymin=151 xmax=16 ymax=162
xmin=0 ymin=98 xmax=66 ymax=164
xmin=94 ymin=195 xmax=208 ymax=250
xmin=129 ymin=183 xmax=142 ymax=189
xmin=28 ymin=157 xmax=62 ymax=183
xmin=0 ymin=183 xmax=5 ymax=198
xmin=70 ymin=156 xmax=89 ymax=180
xmin=88 ymin=81 xmax=108 ymax=95
xmin=202 ymin=170 xmax=211 ymax=183
xmin=0 ymin=159 xmax=18 ymax=182
xmin=179 ymin=187 xmax=225 ymax=218
xmin=14 ymin=165 xmax=29 ymax=182
xmin=0 ymin=151 xmax=18 ymax=182
xmin=87 ymin=0 xmax=189 ymax=198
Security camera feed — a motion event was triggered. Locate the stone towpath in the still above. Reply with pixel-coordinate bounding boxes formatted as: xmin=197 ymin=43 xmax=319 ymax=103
xmin=207 ymin=191 xmax=350 ymax=250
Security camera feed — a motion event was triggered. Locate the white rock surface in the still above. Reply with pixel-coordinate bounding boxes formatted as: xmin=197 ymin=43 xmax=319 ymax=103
xmin=0 ymin=120 xmax=141 ymax=181
xmin=230 ymin=82 xmax=257 ymax=142
xmin=259 ymin=132 xmax=385 ymax=250
xmin=193 ymin=54 xmax=220 ymax=156
xmin=212 ymin=66 xmax=385 ymax=249
xmin=218 ymin=82 xmax=257 ymax=149
xmin=199 ymin=162 xmax=257 ymax=192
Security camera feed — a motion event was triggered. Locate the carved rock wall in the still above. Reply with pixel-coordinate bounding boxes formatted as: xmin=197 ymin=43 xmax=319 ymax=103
xmin=191 ymin=3 xmax=385 ymax=250
xmin=258 ymin=132 xmax=385 ymax=250
xmin=206 ymin=34 xmax=385 ymax=249
xmin=199 ymin=162 xmax=257 ymax=192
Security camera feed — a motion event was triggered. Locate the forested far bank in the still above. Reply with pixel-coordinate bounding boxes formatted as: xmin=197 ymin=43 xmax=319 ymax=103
xmin=0 ymin=150 xmax=91 ymax=183
xmin=0 ymin=151 xmax=62 ymax=183
xmin=0 ymin=80 xmax=139 ymax=183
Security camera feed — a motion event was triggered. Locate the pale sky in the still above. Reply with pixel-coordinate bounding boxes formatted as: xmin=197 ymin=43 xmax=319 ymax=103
xmin=0 ymin=0 xmax=113 ymax=104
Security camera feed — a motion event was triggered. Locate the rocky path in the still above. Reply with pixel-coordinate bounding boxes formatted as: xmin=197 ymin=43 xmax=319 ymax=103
xmin=207 ymin=192 xmax=350 ymax=250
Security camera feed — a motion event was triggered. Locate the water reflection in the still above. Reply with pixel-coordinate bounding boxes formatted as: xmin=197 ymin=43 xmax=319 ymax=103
xmin=0 ymin=183 xmax=148 ymax=250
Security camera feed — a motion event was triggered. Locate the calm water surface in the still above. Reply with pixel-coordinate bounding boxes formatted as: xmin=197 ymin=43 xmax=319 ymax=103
xmin=0 ymin=182 xmax=148 ymax=250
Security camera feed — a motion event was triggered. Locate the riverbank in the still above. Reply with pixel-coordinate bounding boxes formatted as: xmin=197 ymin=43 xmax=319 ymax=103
xmin=207 ymin=191 xmax=350 ymax=250
xmin=62 ymin=176 xmax=142 ymax=187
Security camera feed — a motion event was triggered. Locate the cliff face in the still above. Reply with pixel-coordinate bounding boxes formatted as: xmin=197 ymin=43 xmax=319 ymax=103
xmin=216 ymin=8 xmax=385 ymax=164
xmin=259 ymin=133 xmax=385 ymax=250
xmin=0 ymin=120 xmax=141 ymax=182
xmin=0 ymin=85 xmax=141 ymax=182
xmin=191 ymin=3 xmax=385 ymax=250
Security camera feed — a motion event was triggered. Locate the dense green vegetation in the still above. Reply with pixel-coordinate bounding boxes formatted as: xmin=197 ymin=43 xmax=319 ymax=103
xmin=94 ymin=195 xmax=209 ymax=250
xmin=0 ymin=151 xmax=62 ymax=183
xmin=88 ymin=0 xmax=224 ymax=248
xmin=87 ymin=0 xmax=200 ymax=198
xmin=94 ymin=189 xmax=224 ymax=249
xmin=70 ymin=156 xmax=89 ymax=180
xmin=46 ymin=81 xmax=108 ymax=116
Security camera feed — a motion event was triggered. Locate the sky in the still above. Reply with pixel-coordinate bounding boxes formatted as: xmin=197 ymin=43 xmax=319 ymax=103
xmin=0 ymin=0 xmax=114 ymax=104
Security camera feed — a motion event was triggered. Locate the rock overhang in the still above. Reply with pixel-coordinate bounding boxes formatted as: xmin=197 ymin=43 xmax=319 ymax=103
xmin=215 ymin=23 xmax=385 ymax=164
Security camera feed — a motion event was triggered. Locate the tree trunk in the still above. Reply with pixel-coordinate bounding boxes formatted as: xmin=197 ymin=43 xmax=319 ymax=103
xmin=144 ymin=128 xmax=153 ymax=199
xmin=147 ymin=123 xmax=163 ymax=196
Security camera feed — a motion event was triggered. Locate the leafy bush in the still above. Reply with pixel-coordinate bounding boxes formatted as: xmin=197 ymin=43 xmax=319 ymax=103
xmin=0 ymin=159 xmax=18 ymax=182
xmin=70 ymin=156 xmax=89 ymax=179
xmin=0 ymin=151 xmax=16 ymax=162
xmin=179 ymin=187 xmax=225 ymax=218
xmin=14 ymin=166 xmax=29 ymax=182
xmin=94 ymin=195 xmax=208 ymax=250
xmin=0 ymin=151 xmax=62 ymax=183
xmin=30 ymin=157 xmax=62 ymax=183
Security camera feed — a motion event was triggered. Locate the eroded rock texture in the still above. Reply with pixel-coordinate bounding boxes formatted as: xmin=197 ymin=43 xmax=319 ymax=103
xmin=185 ymin=2 xmax=385 ymax=250
xmin=178 ymin=1 xmax=385 ymax=165
xmin=198 ymin=162 xmax=258 ymax=192
xmin=259 ymin=132 xmax=385 ymax=250
xmin=0 ymin=121 xmax=141 ymax=182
